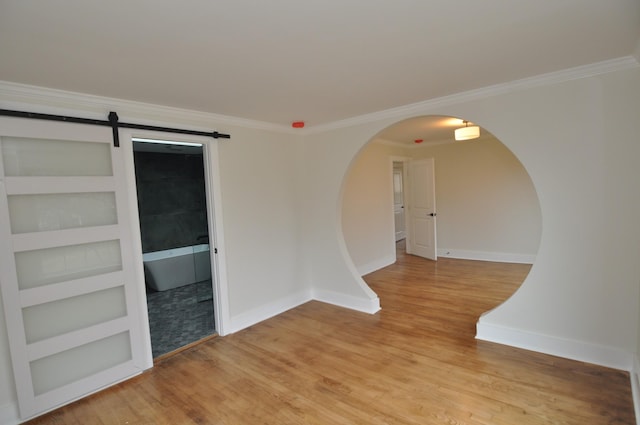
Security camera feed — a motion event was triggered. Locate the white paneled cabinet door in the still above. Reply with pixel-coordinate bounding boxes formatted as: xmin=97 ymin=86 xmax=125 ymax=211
xmin=0 ymin=117 xmax=148 ymax=420
xmin=407 ymin=158 xmax=437 ymax=260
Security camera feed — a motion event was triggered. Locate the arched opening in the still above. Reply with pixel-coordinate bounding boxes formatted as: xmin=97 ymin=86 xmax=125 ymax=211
xmin=341 ymin=115 xmax=542 ymax=319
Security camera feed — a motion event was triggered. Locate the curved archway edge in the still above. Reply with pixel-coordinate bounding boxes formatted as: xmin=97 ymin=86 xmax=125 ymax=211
xmin=304 ymin=67 xmax=640 ymax=370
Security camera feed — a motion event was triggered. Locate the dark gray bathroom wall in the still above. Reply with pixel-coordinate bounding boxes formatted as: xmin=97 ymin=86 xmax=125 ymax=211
xmin=134 ymin=151 xmax=208 ymax=253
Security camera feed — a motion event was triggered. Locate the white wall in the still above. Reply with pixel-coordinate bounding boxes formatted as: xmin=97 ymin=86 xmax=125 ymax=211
xmin=215 ymin=125 xmax=310 ymax=332
xmin=0 ymin=91 xmax=308 ymax=420
xmin=413 ymin=136 xmax=541 ymax=262
xmin=1 ymin=62 xmax=639 ymax=422
xmin=304 ymin=65 xmax=640 ymax=370
xmin=341 ymin=141 xmax=408 ymax=275
xmin=302 ymin=125 xmax=383 ymax=313
xmin=475 ymin=69 xmax=640 ymax=368
xmin=341 ymin=135 xmax=541 ymax=272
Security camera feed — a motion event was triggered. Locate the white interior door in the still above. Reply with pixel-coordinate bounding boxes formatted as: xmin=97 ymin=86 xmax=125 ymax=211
xmin=393 ymin=163 xmax=406 ymax=241
xmin=0 ymin=117 xmax=149 ymax=420
xmin=407 ymin=158 xmax=437 ymax=260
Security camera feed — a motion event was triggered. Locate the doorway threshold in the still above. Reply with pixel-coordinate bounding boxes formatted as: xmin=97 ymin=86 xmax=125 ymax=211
xmin=153 ymin=334 xmax=219 ymax=365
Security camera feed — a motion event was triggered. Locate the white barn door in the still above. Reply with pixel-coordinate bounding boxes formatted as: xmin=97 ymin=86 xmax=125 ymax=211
xmin=0 ymin=117 xmax=149 ymax=420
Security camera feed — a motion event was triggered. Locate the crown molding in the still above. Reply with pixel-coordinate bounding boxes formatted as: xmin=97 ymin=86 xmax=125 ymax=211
xmin=306 ymin=56 xmax=640 ymax=135
xmin=2 ymin=56 xmax=638 ymax=137
xmin=0 ymin=81 xmax=293 ymax=134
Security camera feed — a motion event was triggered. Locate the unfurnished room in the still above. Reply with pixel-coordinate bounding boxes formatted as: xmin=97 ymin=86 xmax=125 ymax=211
xmin=0 ymin=1 xmax=639 ymax=424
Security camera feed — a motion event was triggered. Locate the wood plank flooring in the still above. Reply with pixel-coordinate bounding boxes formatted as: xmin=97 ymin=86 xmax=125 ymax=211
xmin=26 ymin=244 xmax=635 ymax=424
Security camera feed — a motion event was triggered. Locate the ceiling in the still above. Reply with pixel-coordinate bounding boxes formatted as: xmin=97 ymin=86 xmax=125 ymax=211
xmin=0 ymin=1 xmax=639 ymax=141
xmin=376 ymin=116 xmax=489 ymax=146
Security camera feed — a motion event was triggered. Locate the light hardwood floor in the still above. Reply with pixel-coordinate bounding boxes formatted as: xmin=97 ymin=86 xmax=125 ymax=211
xmin=26 ymin=243 xmax=635 ymax=424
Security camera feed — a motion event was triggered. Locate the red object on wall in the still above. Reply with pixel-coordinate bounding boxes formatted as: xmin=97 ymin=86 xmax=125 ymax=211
xmin=292 ymin=121 xmax=305 ymax=128
xmin=414 ymin=139 xmax=423 ymax=144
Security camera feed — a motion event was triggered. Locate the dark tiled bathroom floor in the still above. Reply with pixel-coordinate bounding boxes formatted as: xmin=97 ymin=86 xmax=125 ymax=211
xmin=146 ymin=280 xmax=215 ymax=358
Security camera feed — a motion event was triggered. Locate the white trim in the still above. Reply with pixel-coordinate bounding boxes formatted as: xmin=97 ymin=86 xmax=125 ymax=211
xmin=111 ymin=136 xmax=152 ymax=375
xmin=307 ymin=56 xmax=640 ymax=134
xmin=0 ymin=80 xmax=292 ymax=134
xmin=27 ymin=317 xmax=129 ymax=362
xmin=3 ymin=57 xmax=638 ymax=139
xmin=225 ymin=288 xmax=382 ymax=335
xmin=29 ymin=362 xmax=141 ymax=422
xmin=20 ymin=272 xmax=123 ymax=308
xmin=313 ymin=289 xmax=381 ymax=314
xmin=632 ymin=355 xmax=640 ymax=425
xmin=0 ymin=130 xmax=45 ymax=417
xmin=117 ymin=131 xmax=153 ymax=370
xmin=390 ymin=156 xmax=409 ymax=259
xmin=4 ymin=176 xmax=115 ymax=195
xmin=476 ymin=321 xmax=633 ymax=371
xmin=120 ymin=127 xmax=231 ymax=350
xmin=11 ymin=225 xmax=120 ymax=252
xmin=357 ymin=254 xmax=396 ymax=276
xmin=226 ymin=291 xmax=313 ymax=334
xmin=437 ymin=248 xmax=535 ymax=264
xmin=12 ymin=364 xmax=141 ymax=423
xmin=201 ymin=139 xmax=231 ymax=337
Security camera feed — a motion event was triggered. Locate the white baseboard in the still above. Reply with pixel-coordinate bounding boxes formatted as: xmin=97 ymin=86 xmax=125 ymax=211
xmin=313 ymin=289 xmax=381 ymax=314
xmin=226 ymin=290 xmax=313 ymax=334
xmin=476 ymin=321 xmax=633 ymax=371
xmin=0 ymin=401 xmax=19 ymax=425
xmin=438 ymin=248 xmax=535 ymax=264
xmin=357 ymin=254 xmax=396 ymax=276
xmin=226 ymin=288 xmax=381 ymax=334
xmin=632 ymin=355 xmax=640 ymax=425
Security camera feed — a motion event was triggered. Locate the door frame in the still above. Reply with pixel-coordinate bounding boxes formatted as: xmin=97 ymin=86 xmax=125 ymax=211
xmin=120 ymin=129 xmax=230 ymax=366
xmin=392 ymin=160 xmax=407 ymax=242
xmin=390 ymin=157 xmax=410 ymax=254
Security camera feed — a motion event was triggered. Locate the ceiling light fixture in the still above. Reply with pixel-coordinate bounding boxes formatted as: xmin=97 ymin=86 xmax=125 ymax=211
xmin=454 ymin=121 xmax=480 ymax=141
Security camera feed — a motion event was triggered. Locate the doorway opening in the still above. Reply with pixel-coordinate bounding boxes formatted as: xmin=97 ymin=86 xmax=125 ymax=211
xmin=341 ymin=114 xmax=541 ymax=309
xmin=132 ymin=138 xmax=216 ymax=358
xmin=392 ymin=161 xmax=406 ymax=245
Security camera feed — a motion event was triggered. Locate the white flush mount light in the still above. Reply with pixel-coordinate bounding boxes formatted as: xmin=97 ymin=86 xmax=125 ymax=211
xmin=454 ymin=121 xmax=480 ymax=141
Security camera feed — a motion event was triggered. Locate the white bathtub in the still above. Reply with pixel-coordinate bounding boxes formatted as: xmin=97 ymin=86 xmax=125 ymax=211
xmin=143 ymin=244 xmax=211 ymax=291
